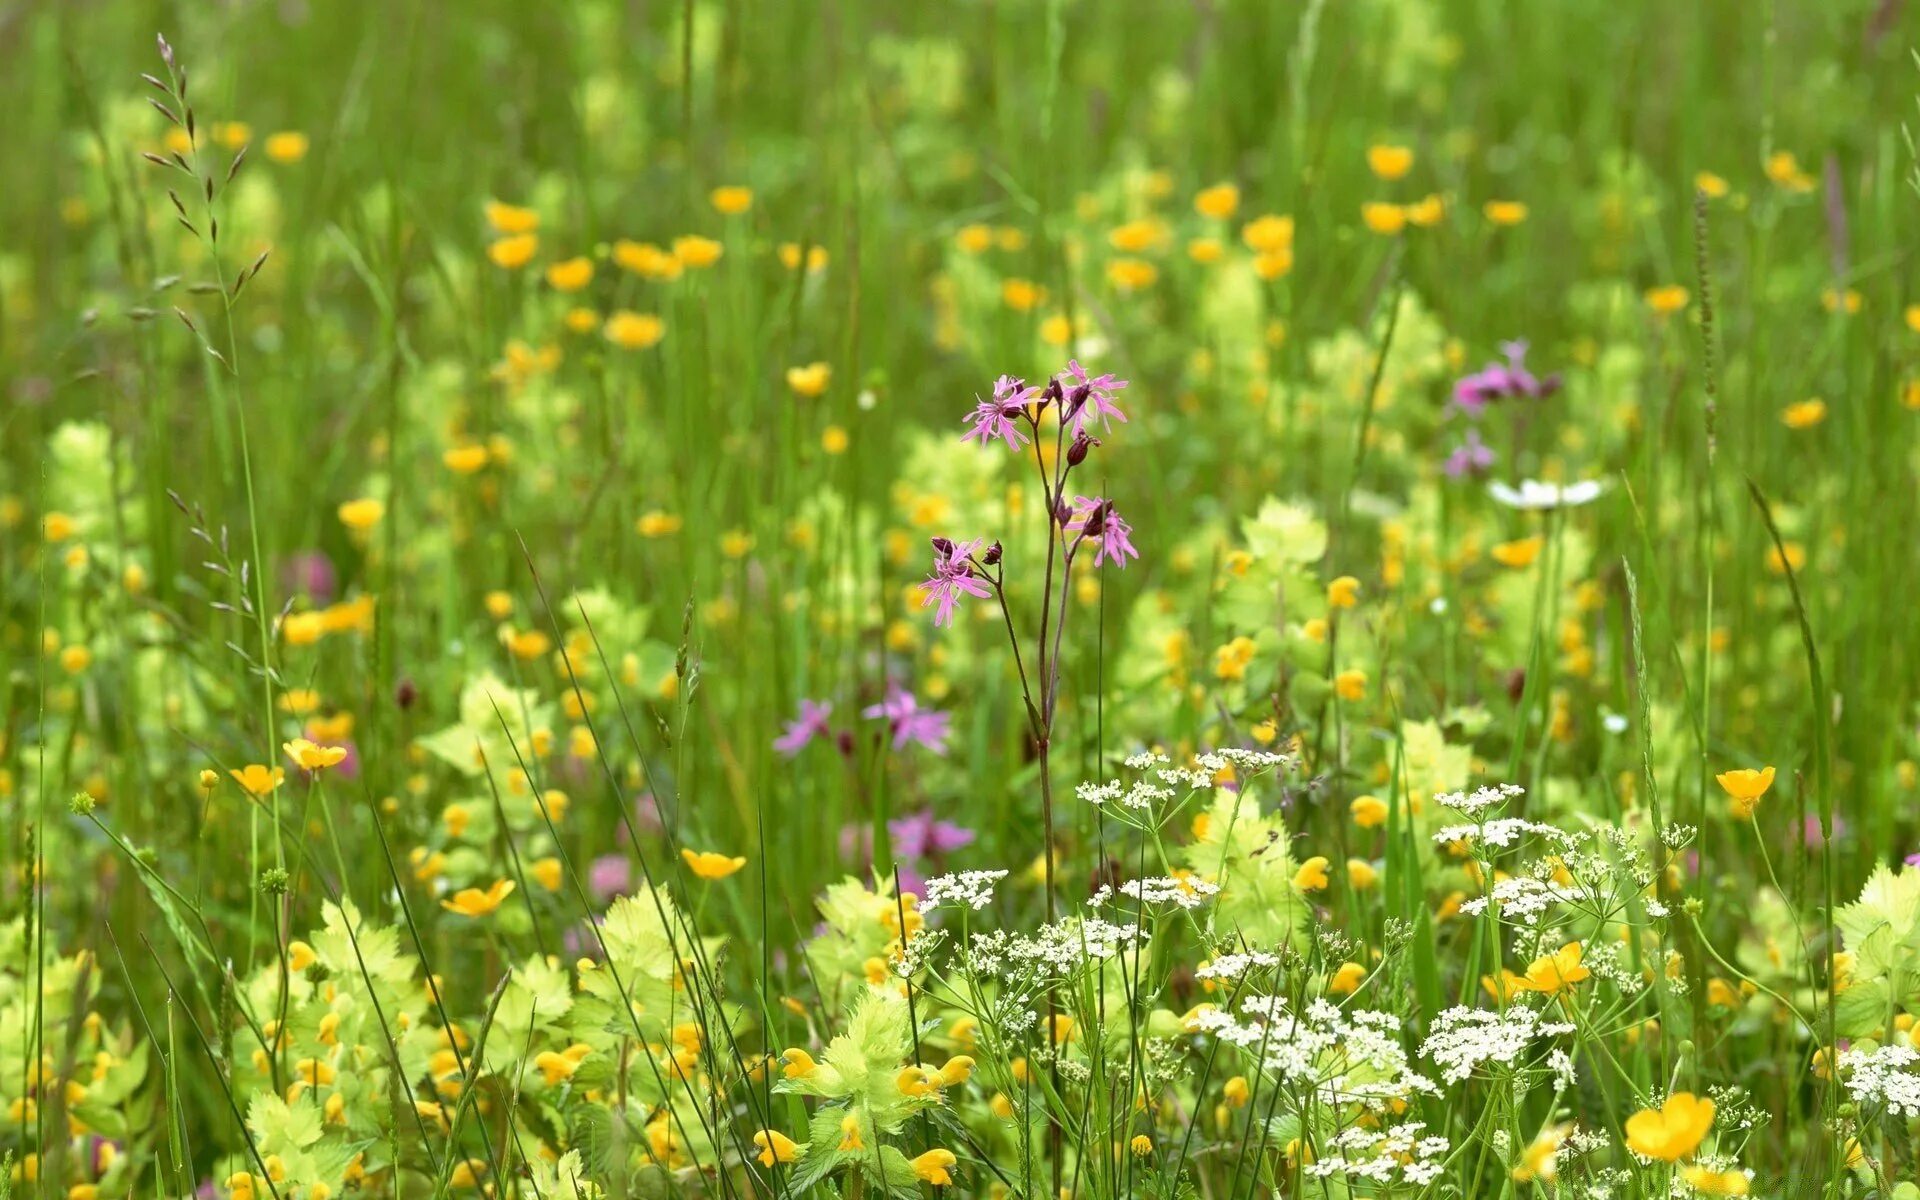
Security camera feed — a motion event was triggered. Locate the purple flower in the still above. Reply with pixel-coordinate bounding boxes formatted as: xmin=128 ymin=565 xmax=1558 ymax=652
xmin=589 ymin=854 xmax=632 ymax=899
xmin=774 ymin=698 xmax=834 ymax=757
xmin=1065 ymin=496 xmax=1139 ymax=568
xmin=961 ymin=375 xmax=1038 ymax=450
xmin=918 ymin=537 xmax=994 ymax=627
xmin=1443 ymin=428 xmax=1496 ymax=478
xmin=862 ymin=686 xmax=952 ymax=754
xmin=889 ymin=809 xmax=976 ymax=858
xmin=281 ymin=550 xmax=338 ymax=606
xmin=1060 ymin=359 xmax=1129 ymax=438
xmin=1450 ymin=339 xmax=1561 ymax=416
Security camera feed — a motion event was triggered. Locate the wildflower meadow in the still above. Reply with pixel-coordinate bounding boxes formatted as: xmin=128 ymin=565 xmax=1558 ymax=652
xmin=9 ymin=2 xmax=1920 ymax=1197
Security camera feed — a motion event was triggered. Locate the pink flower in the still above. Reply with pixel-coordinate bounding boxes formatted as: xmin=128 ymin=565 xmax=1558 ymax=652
xmin=918 ymin=537 xmax=994 ymax=627
xmin=962 ymin=375 xmax=1038 ymax=450
xmin=1060 ymin=359 xmax=1129 ymax=438
xmin=1066 ymin=497 xmax=1138 ymax=568
xmin=862 ymin=686 xmax=952 ymax=754
xmin=774 ymin=699 xmax=834 ymax=757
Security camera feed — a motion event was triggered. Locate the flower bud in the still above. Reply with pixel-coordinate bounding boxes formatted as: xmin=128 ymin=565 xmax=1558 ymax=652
xmin=982 ymin=541 xmax=1003 ymax=566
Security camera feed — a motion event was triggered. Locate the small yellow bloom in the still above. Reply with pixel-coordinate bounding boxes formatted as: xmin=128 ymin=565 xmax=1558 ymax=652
xmin=837 ymin=1115 xmax=864 ymax=1152
xmin=1821 ymin=287 xmax=1862 ymax=315
xmin=1186 ymin=237 xmax=1224 ymax=264
xmin=778 ymin=242 xmax=829 ymax=272
xmin=673 ymin=235 xmax=724 ymax=268
xmin=1346 ymin=858 xmax=1378 ymax=890
xmin=1695 ymin=171 xmax=1729 ymax=199
xmin=1764 ymin=152 xmax=1816 ymax=193
xmin=821 ymin=425 xmax=849 ymax=455
xmin=230 ymin=764 xmax=285 ymax=798
xmin=337 ymin=498 xmax=384 ymax=530
xmin=786 ymin=362 xmax=831 ymax=397
xmin=1405 ymin=193 xmax=1445 ymax=226
xmin=612 ymin=239 xmax=681 ymax=280
xmin=1623 ymin=1092 xmax=1714 ymax=1162
xmin=1292 ymin=856 xmax=1330 ymax=892
xmin=264 ymin=132 xmax=309 ymax=164
xmin=753 ymin=1130 xmax=799 ymax=1167
xmin=1106 ymin=258 xmax=1158 ymax=290
xmin=710 ymin=186 xmax=753 ymax=215
xmin=1129 ymin=1134 xmax=1153 ymax=1157
xmin=1350 ymin=794 xmax=1388 ymax=828
xmin=283 ymin=739 xmax=347 ymax=772
xmin=488 ymin=234 xmax=539 ymax=269
xmin=1366 ymin=144 xmax=1414 ymax=180
xmin=545 ymin=257 xmax=594 ymax=292
xmin=1251 ymin=247 xmax=1293 ymax=280
xmin=1327 ymin=575 xmax=1360 ymax=609
xmin=1515 ymin=942 xmax=1589 ymax=996
xmin=1222 ymin=1075 xmax=1251 ymax=1108
xmin=444 ymin=444 xmax=489 ymax=474
xmin=43 ymin=512 xmax=76 ymax=542
xmin=1483 ymin=199 xmax=1529 ymax=226
xmin=1001 ymin=278 xmax=1044 ymax=311
xmin=1491 ymin=536 xmax=1543 ymax=568
xmin=605 ymin=311 xmax=665 ymax=349
xmin=636 ymin=511 xmax=683 ymax=538
xmin=1241 ymin=213 xmax=1294 ymax=253
xmin=485 ymin=200 xmax=540 ymax=234
xmin=909 ymin=1149 xmax=956 ymax=1187
xmin=441 ymin=879 xmax=516 ymax=918
xmin=60 ymin=645 xmax=91 ymax=674
xmin=1716 ymin=765 xmax=1774 ymax=818
xmin=1329 ymin=961 xmax=1367 ymax=993
xmin=1107 ymin=218 xmax=1166 ymax=253
xmin=681 ymin=849 xmax=747 ymax=880
xmin=1194 ymin=183 xmax=1240 ymax=219
xmin=1645 ymin=285 xmax=1689 ymax=315
xmin=955 ymin=224 xmax=995 ymax=254
xmin=1360 ymin=202 xmax=1405 ymax=235
xmin=1781 ymin=398 xmax=1827 ymax=429
xmin=1681 ymin=1166 xmax=1749 ymax=1196
xmin=531 ymin=857 xmax=563 ymax=891
xmin=1334 ymin=669 xmax=1367 ymax=701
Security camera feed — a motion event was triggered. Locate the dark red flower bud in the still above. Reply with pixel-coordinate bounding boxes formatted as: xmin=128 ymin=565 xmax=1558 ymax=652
xmin=983 ymin=541 xmax=1003 ymax=565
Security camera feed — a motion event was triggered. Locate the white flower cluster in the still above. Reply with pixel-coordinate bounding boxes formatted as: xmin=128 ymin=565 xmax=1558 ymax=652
xmin=1203 ymin=996 xmax=1439 ymax=1107
xmin=922 ymin=869 xmax=1009 ymax=912
xmin=1089 ymin=876 xmax=1221 ymax=910
xmin=1303 ymin=1122 xmax=1450 ymax=1186
xmin=1459 ymin=876 xmax=1587 ymax=924
xmin=1418 ymin=1004 xmax=1575 ymax=1084
xmin=1435 ymin=782 xmax=1526 ymax=815
xmin=1433 ymin=818 xmax=1579 ymax=850
xmin=1840 ymin=1044 xmax=1920 ymax=1118
xmin=1075 ymin=778 xmax=1175 ymax=809
xmin=965 ymin=916 xmax=1146 ymax=979
xmin=1194 ymin=950 xmax=1281 ymax=980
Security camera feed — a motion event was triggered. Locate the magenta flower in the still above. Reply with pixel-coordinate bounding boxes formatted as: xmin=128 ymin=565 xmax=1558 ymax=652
xmin=889 ymin=809 xmax=976 ymax=858
xmin=962 ymin=375 xmax=1038 ymax=450
xmin=1443 ymin=428 xmax=1496 ymax=478
xmin=1060 ymin=359 xmax=1129 ymax=438
xmin=774 ymin=698 xmax=834 ymax=757
xmin=589 ymin=854 xmax=632 ymax=899
xmin=918 ymin=537 xmax=994 ymax=627
xmin=1451 ymin=339 xmax=1562 ymax=415
xmin=1066 ymin=497 xmax=1138 ymax=568
xmin=862 ymin=686 xmax=952 ymax=754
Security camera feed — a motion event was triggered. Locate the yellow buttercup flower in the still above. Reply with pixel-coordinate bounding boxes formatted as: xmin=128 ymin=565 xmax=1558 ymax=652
xmin=337 ymin=498 xmax=384 ymax=530
xmin=444 ymin=444 xmax=490 ymax=474
xmin=1366 ymin=144 xmax=1414 ymax=180
xmin=1241 ymin=213 xmax=1294 ymax=253
xmin=1106 ymin=258 xmax=1158 ymax=291
xmin=1681 ymin=1166 xmax=1749 ymax=1195
xmin=710 ymin=185 xmax=753 ymax=215
xmin=786 ymin=362 xmax=831 ymax=397
xmin=1645 ymin=285 xmax=1689 ymax=315
xmin=230 ymin=764 xmax=285 ymax=798
xmin=264 ymin=132 xmax=309 ymax=164
xmin=681 ymin=849 xmax=747 ymax=880
xmin=1781 ymin=398 xmax=1826 ymax=429
xmin=485 ymin=200 xmax=540 ymax=234
xmin=1350 ymin=794 xmax=1388 ymax=828
xmin=1334 ymin=669 xmax=1367 ymax=701
xmin=1194 ymin=183 xmax=1240 ymax=219
xmin=1716 ymin=766 xmax=1774 ymax=818
xmin=1292 ymin=856 xmax=1330 ymax=891
xmin=1510 ymin=1123 xmax=1570 ymax=1183
xmin=1483 ymin=199 xmax=1529 ymax=226
xmin=283 ymin=739 xmax=347 ymax=772
xmin=1491 ymin=536 xmax=1543 ymax=568
xmin=636 ymin=511 xmax=683 ymax=538
xmin=1361 ymin=202 xmax=1406 ymax=235
xmin=673 ymin=235 xmax=724 ymax=268
xmin=441 ymin=879 xmax=516 ymax=918
xmin=545 ymin=257 xmax=594 ymax=292
xmin=1327 ymin=576 xmax=1360 ymax=609
xmin=487 ymin=234 xmax=539 ymax=269
xmin=1329 ymin=961 xmax=1367 ymax=993
xmin=1694 ymin=171 xmax=1729 ymax=199
xmin=1108 ymin=218 xmax=1166 ymax=252
xmin=1515 ymin=942 xmax=1589 ymax=996
xmin=605 ymin=311 xmax=665 ymax=350
xmin=1623 ymin=1092 xmax=1714 ymax=1161
xmin=1405 ymin=193 xmax=1445 ymax=226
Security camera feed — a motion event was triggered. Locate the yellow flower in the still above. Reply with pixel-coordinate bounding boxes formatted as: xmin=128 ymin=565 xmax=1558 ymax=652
xmin=264 ymin=132 xmax=309 ymax=164
xmin=1292 ymin=856 xmax=1330 ymax=891
xmin=1186 ymin=237 xmax=1224 ymax=264
xmin=1510 ymin=1124 xmax=1570 ymax=1183
xmin=283 ymin=739 xmax=347 ymax=772
xmin=1681 ymin=1166 xmax=1749 ymax=1196
xmin=1252 ymin=247 xmax=1294 ymax=280
xmin=786 ymin=362 xmax=831 ymax=397
xmin=43 ymin=512 xmax=76 ymax=542
xmin=1360 ymin=202 xmax=1405 ymax=235
xmin=1129 ymin=1134 xmax=1153 ymax=1157
xmin=1781 ymin=398 xmax=1826 ymax=429
xmin=60 ymin=645 xmax=91 ymax=675
xmin=955 ymin=224 xmax=995 ymax=254
xmin=441 ymin=879 xmax=516 ymax=918
xmin=1213 ymin=636 xmax=1256 ymax=681
xmin=909 ymin=1149 xmax=956 ymax=1187
xmin=229 ymin=764 xmax=285 ymax=798
xmin=337 ymin=498 xmax=384 ymax=530
xmin=777 ymin=242 xmax=828 ymax=272
xmin=545 ymin=257 xmax=594 ymax=292
xmin=1491 ymin=536 xmax=1543 ymax=568
xmin=1241 ymin=213 xmax=1294 ymax=253
xmin=1405 ymin=193 xmax=1445 ymax=226
xmin=1001 ymin=278 xmax=1044 ymax=311
xmin=710 ymin=185 xmax=753 ymax=215
xmin=1764 ymin=151 xmax=1816 ymax=193
xmin=1194 ymin=183 xmax=1240 ymax=219
xmin=1515 ymin=942 xmax=1589 ymax=996
xmin=1623 ymin=1092 xmax=1715 ymax=1162
xmin=1645 ymin=285 xmax=1689 ymax=315
xmin=1716 ymin=766 xmax=1774 ymax=818
xmin=485 ymin=200 xmax=540 ymax=234
xmin=605 ymin=311 xmax=665 ymax=349
xmin=1346 ymin=858 xmax=1378 ymax=890
xmin=612 ymin=239 xmax=682 ymax=280
xmin=487 ymin=234 xmax=539 ymax=269
xmin=1366 ymin=144 xmax=1414 ymax=180
xmin=1821 ymin=287 xmax=1862 ymax=315
xmin=1326 ymin=575 xmax=1360 ymax=609
xmin=673 ymin=235 xmax=724 ymax=268
xmin=1695 ymin=171 xmax=1729 ymax=199
xmin=753 ymin=1130 xmax=799 ymax=1167
xmin=1107 ymin=218 xmax=1166 ymax=252
xmin=531 ymin=857 xmax=563 ymax=891
xmin=1106 ymin=258 xmax=1158 ymax=290
xmin=681 ymin=849 xmax=747 ymax=880
xmin=1483 ymin=199 xmax=1529 ymax=226
xmin=444 ymin=444 xmax=489 ymax=474
xmin=1350 ymin=794 xmax=1388 ymax=828
xmin=1907 ymin=304 xmax=1920 ymax=333
xmin=1334 ymin=669 xmax=1367 ymax=701
xmin=1222 ymin=1075 xmax=1251 ymax=1107
xmin=720 ymin=529 xmax=754 ymax=558
xmin=212 ymin=121 xmax=252 ymax=150
xmin=837 ymin=1115 xmax=864 ymax=1152
xmin=938 ymin=1055 xmax=974 ymax=1086
xmin=636 ymin=510 xmax=683 ymax=538
xmin=1329 ymin=961 xmax=1367 ymax=993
